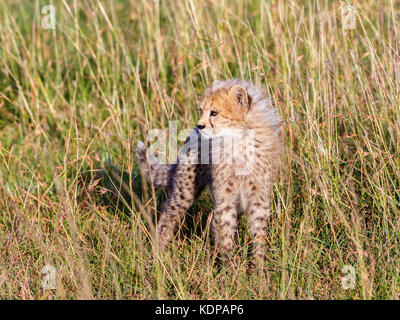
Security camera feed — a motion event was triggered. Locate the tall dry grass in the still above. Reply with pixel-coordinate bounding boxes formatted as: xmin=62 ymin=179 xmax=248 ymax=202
xmin=0 ymin=0 xmax=399 ymax=299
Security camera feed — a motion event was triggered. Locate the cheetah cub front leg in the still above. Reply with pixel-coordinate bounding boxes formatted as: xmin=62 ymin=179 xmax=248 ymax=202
xmin=247 ymin=184 xmax=272 ymax=270
xmin=211 ymin=181 xmax=239 ymax=266
xmin=211 ymin=179 xmax=272 ymax=270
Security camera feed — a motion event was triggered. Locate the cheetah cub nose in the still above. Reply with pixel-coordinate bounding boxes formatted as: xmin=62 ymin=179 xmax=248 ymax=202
xmin=196 ymin=124 xmax=205 ymax=130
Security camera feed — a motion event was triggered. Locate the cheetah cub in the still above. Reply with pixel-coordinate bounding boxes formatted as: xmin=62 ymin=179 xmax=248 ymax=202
xmin=136 ymin=79 xmax=282 ymax=267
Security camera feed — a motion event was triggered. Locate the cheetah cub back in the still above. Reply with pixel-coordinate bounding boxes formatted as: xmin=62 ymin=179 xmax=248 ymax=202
xmin=137 ymin=79 xmax=282 ymax=268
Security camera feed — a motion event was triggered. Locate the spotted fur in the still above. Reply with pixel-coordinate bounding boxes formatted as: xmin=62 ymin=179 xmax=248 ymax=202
xmin=136 ymin=79 xmax=282 ymax=268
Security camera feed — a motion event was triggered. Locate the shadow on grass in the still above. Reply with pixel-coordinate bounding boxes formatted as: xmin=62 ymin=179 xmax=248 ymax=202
xmin=76 ymin=159 xmax=212 ymax=243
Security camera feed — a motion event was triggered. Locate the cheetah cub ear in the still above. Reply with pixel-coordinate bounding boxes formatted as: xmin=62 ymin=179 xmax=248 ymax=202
xmin=228 ymin=85 xmax=250 ymax=110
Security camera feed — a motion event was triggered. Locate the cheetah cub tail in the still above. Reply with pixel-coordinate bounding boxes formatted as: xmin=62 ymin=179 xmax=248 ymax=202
xmin=134 ymin=141 xmax=174 ymax=187
xmin=135 ymin=141 xmax=147 ymax=163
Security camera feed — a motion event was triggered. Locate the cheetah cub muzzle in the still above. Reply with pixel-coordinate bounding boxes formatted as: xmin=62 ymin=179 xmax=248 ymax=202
xmin=136 ymin=79 xmax=282 ymax=269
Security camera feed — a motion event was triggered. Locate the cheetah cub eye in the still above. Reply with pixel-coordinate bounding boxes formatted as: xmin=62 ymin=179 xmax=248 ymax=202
xmin=210 ymin=110 xmax=218 ymax=117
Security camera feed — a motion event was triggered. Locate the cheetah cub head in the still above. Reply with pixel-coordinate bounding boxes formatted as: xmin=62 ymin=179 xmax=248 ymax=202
xmin=196 ymin=80 xmax=255 ymax=138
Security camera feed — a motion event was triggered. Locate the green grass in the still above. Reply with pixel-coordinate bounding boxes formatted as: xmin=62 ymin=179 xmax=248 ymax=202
xmin=0 ymin=0 xmax=399 ymax=299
